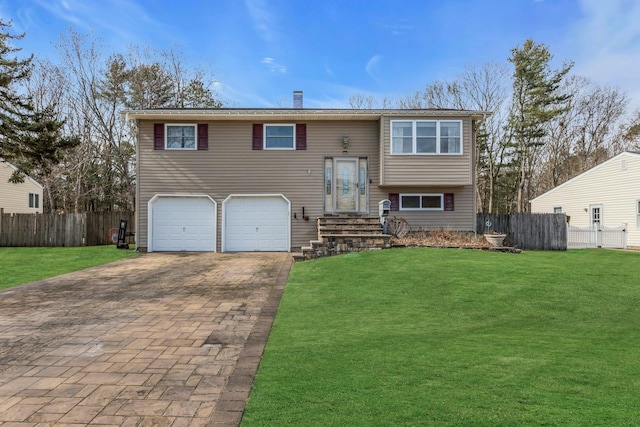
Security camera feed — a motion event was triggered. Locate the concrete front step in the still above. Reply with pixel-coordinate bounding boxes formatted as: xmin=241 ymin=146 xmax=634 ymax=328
xmin=318 ymin=216 xmax=381 ymax=222
xmin=294 ymin=215 xmax=390 ymax=261
xmin=317 ymin=215 xmax=384 ymax=241
xmin=318 ymin=227 xmax=383 ymax=235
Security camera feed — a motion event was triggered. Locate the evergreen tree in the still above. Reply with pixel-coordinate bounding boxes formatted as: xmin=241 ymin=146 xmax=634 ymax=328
xmin=506 ymin=39 xmax=572 ymax=212
xmin=0 ymin=19 xmax=33 ymax=162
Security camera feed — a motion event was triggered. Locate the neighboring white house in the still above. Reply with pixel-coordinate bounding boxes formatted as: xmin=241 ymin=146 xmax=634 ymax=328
xmin=0 ymin=161 xmax=44 ymax=214
xmin=530 ymin=151 xmax=640 ymax=249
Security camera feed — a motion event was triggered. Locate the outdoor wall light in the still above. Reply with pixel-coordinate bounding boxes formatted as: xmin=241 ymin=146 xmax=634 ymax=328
xmin=342 ymin=133 xmax=349 ymax=152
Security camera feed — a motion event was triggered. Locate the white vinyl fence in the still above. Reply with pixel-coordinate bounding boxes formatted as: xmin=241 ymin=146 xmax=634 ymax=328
xmin=567 ymin=224 xmax=627 ymax=249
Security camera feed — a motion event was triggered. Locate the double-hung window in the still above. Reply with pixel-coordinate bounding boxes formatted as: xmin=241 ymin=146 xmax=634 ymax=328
xmin=637 ymin=200 xmax=640 ymax=228
xmin=265 ymin=124 xmax=295 ymax=149
xmin=166 ymin=124 xmax=197 ymax=150
xmin=400 ymin=194 xmax=443 ymax=210
xmin=391 ymin=120 xmax=462 ymax=154
xmin=29 ymin=193 xmax=40 ymax=209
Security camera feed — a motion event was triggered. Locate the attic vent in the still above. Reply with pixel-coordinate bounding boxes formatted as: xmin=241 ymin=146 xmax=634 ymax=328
xmin=621 ymin=160 xmax=627 ymax=171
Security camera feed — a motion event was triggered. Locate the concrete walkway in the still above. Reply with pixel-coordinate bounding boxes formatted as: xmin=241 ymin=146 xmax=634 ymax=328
xmin=0 ymin=252 xmax=292 ymax=426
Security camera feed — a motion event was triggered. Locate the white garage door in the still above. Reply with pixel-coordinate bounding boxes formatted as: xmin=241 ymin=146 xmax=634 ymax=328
xmin=151 ymin=196 xmax=216 ymax=252
xmin=224 ymin=196 xmax=290 ymax=252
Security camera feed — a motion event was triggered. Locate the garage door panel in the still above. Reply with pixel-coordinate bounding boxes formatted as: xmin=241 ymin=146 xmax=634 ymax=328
xmin=151 ymin=197 xmax=216 ymax=252
xmin=224 ymin=196 xmax=289 ymax=252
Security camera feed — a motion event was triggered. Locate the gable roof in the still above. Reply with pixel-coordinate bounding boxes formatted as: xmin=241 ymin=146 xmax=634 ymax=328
xmin=123 ymin=108 xmax=490 ymax=122
xmin=530 ymin=151 xmax=640 ymax=203
xmin=1 ymin=160 xmax=43 ymax=190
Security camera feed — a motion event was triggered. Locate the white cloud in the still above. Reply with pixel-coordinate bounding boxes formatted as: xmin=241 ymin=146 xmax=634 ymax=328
xmin=31 ymin=0 xmax=160 ymax=44
xmin=325 ymin=63 xmax=333 ymax=78
xmin=570 ymin=0 xmax=640 ymax=111
xmin=384 ymin=24 xmax=413 ymax=36
xmin=365 ymin=54 xmax=382 ymax=81
xmin=245 ymin=0 xmax=275 ymax=44
xmin=261 ymin=57 xmax=287 ymax=73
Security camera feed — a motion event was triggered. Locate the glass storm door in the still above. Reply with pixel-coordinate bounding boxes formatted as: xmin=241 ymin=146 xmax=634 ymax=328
xmin=335 ymin=158 xmax=358 ymax=212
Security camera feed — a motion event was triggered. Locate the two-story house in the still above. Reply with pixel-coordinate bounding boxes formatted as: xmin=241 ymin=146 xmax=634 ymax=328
xmin=126 ymin=102 xmax=486 ymax=253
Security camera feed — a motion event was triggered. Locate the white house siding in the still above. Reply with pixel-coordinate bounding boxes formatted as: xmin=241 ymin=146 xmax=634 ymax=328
xmin=0 ymin=162 xmax=43 ymax=214
xmin=530 ymin=152 xmax=640 ymax=248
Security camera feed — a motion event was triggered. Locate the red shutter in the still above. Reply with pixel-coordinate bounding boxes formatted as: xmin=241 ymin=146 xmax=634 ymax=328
xmin=389 ymin=193 xmax=399 ymax=211
xmin=154 ymin=123 xmax=164 ymax=150
xmin=197 ymin=124 xmax=208 ymax=150
xmin=444 ymin=193 xmax=454 ymax=211
xmin=296 ymin=123 xmax=307 ymax=150
xmin=252 ymin=124 xmax=263 ymax=150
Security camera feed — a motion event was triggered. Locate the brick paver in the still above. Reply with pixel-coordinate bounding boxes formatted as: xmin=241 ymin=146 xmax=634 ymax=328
xmin=0 ymin=252 xmax=292 ymax=426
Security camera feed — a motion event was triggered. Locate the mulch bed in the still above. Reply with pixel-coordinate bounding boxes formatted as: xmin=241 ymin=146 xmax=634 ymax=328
xmin=390 ymin=230 xmax=522 ymax=253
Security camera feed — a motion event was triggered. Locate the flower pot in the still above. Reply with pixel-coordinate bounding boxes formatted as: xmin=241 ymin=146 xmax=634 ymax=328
xmin=484 ymin=233 xmax=506 ymax=247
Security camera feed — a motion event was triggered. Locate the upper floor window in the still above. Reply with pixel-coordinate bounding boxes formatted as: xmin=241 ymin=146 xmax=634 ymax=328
xmin=391 ymin=120 xmax=462 ymax=155
xmin=265 ymin=124 xmax=295 ymax=149
xmin=29 ymin=193 xmax=40 ymax=209
xmin=166 ymin=124 xmax=196 ymax=150
xmin=400 ymin=193 xmax=443 ymax=210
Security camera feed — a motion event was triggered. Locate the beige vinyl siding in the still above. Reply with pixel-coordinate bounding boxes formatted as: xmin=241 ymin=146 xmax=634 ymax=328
xmin=137 ymin=120 xmax=383 ymax=251
xmin=530 ymin=152 xmax=640 ymax=248
xmin=380 ymin=116 xmax=473 ymax=186
xmin=386 ymin=186 xmax=475 ymax=231
xmin=0 ymin=162 xmax=43 ymax=214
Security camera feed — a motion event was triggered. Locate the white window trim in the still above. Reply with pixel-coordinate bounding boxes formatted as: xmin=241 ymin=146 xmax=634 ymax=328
xmin=264 ymin=124 xmax=296 ymax=150
xmin=165 ymin=123 xmax=197 ymax=150
xmin=553 ymin=205 xmax=563 ymax=214
xmin=28 ymin=192 xmax=40 ymax=209
xmin=636 ymin=200 xmax=640 ymax=228
xmin=390 ymin=120 xmax=463 ymax=155
xmin=399 ymin=193 xmax=444 ymax=211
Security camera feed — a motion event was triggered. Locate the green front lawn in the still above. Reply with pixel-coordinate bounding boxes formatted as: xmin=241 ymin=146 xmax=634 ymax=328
xmin=243 ymin=248 xmax=640 ymax=426
xmin=0 ymin=246 xmax=137 ymax=290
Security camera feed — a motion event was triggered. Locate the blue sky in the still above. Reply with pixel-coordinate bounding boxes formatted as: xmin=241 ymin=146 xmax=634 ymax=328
xmin=1 ymin=0 xmax=640 ymax=110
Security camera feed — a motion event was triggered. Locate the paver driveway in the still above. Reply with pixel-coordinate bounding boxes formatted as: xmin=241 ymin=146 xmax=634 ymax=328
xmin=0 ymin=252 xmax=292 ymax=426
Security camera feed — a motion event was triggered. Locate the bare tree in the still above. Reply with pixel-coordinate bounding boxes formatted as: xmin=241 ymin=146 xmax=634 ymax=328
xmin=535 ymin=76 xmax=628 ymax=195
xmin=618 ymin=110 xmax=640 ymax=151
xmin=422 ymin=63 xmax=511 ymax=213
xmin=44 ymin=29 xmax=225 ymax=213
xmin=396 ymin=91 xmax=426 ymax=109
xmin=349 ymin=93 xmax=375 ymax=109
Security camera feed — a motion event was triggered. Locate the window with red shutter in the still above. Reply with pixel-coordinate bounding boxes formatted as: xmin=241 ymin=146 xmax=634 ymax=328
xmin=296 ymin=123 xmax=306 ymax=150
xmin=197 ymin=124 xmax=208 ymax=150
xmin=444 ymin=193 xmax=454 ymax=211
xmin=154 ymin=123 xmax=164 ymax=150
xmin=252 ymin=124 xmax=263 ymax=150
xmin=389 ymin=193 xmax=400 ymax=211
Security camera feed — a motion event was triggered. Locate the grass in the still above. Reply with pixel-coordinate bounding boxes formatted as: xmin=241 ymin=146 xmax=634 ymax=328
xmin=242 ymin=248 xmax=640 ymax=426
xmin=0 ymin=246 xmax=137 ymax=290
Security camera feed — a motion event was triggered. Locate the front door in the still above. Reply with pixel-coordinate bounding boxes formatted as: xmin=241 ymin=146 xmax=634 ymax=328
xmin=335 ymin=158 xmax=358 ymax=212
xmin=590 ymin=204 xmax=603 ymax=247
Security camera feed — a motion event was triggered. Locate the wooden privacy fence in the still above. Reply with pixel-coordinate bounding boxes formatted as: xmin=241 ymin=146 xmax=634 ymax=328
xmin=0 ymin=211 xmax=134 ymax=247
xmin=477 ymin=213 xmax=567 ymax=251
